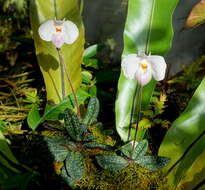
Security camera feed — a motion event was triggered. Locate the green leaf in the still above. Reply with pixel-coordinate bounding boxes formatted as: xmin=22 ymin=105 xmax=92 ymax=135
xmin=159 ymin=77 xmax=205 ymax=188
xmin=115 ymin=0 xmax=179 ymax=141
xmin=88 ymin=85 xmax=97 ymax=96
xmin=83 ymin=58 xmax=99 ymax=69
xmin=83 ymin=44 xmax=99 ymax=68
xmin=27 ymin=104 xmax=41 ymax=130
xmin=44 ymin=88 xmax=90 ymax=121
xmin=84 ymin=142 xmax=112 ymax=150
xmin=176 ymin=150 xmax=205 ymax=190
xmin=135 ymin=156 xmax=170 ymax=171
xmin=26 ymin=88 xmax=90 ymax=130
xmin=0 ymin=131 xmax=20 ymax=173
xmin=96 ymin=154 xmax=128 ymax=171
xmin=82 ymin=71 xmax=92 ymax=84
xmin=30 ymin=0 xmax=85 ymax=104
xmin=120 ymin=139 xmax=148 ymax=159
xmin=83 ymin=44 xmax=98 ymax=58
xmin=83 ymin=96 xmax=100 ymax=126
xmin=185 ymin=0 xmax=205 ymax=28
xmin=0 ymin=172 xmax=35 ymax=190
xmin=44 ymin=136 xmax=70 ymax=162
xmin=62 ymin=152 xmax=85 ymax=186
xmin=64 ymin=109 xmax=86 ymax=141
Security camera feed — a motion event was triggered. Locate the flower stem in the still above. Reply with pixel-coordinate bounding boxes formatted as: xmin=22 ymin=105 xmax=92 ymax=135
xmin=57 ymin=48 xmax=81 ymax=118
xmin=131 ymin=85 xmax=143 ymax=155
xmin=57 ymin=49 xmax=66 ymax=100
xmin=127 ymin=84 xmax=140 ymax=141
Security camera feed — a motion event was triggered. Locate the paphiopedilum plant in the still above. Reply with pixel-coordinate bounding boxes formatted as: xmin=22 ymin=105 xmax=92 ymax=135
xmin=44 ymin=97 xmax=113 ymax=187
xmin=121 ymin=53 xmax=167 ymax=149
xmin=30 ymin=0 xmax=84 ymax=104
xmin=38 ymin=18 xmax=80 ymax=117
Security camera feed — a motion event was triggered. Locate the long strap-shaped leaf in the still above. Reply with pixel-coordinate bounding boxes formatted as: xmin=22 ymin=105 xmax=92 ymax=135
xmin=115 ymin=0 xmax=179 ymax=141
xmin=159 ymin=77 xmax=205 ymax=189
xmin=30 ymin=0 xmax=85 ymax=104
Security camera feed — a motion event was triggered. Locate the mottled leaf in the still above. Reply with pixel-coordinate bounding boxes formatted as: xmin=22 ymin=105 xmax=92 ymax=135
xmin=44 ymin=136 xmax=70 ymax=162
xmin=83 ymin=96 xmax=100 ymax=126
xmin=96 ymin=154 xmax=128 ymax=171
xmin=120 ymin=139 xmax=148 ymax=159
xmin=83 ymin=134 xmax=97 ymax=142
xmin=64 ymin=109 xmax=86 ymax=141
xmin=84 ymin=142 xmax=112 ymax=150
xmin=135 ymin=155 xmax=170 ymax=171
xmin=63 ymin=151 xmax=85 ymax=185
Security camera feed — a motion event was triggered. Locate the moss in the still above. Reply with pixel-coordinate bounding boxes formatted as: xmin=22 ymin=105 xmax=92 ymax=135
xmin=41 ymin=130 xmax=66 ymax=138
xmin=75 ymin=161 xmax=169 ymax=190
xmin=88 ymin=125 xmax=116 ymax=146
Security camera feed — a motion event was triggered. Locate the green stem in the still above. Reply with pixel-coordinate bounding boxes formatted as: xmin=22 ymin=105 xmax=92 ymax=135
xmin=131 ymin=85 xmax=143 ymax=155
xmin=57 ymin=48 xmax=81 ymax=118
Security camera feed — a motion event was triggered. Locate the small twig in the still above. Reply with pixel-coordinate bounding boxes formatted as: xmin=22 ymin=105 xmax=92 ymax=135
xmin=56 ymin=48 xmax=80 ymax=118
xmin=0 ymin=105 xmax=30 ymax=111
xmin=0 ymin=114 xmax=27 ymax=119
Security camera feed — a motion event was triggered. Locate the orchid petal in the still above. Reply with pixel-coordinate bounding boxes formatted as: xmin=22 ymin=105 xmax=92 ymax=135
xmin=51 ymin=34 xmax=65 ymax=48
xmin=121 ymin=54 xmax=140 ymax=79
xmin=63 ymin=20 xmax=79 ymax=44
xmin=135 ymin=67 xmax=152 ymax=86
xmin=38 ymin=20 xmax=55 ymax=41
xmin=148 ymin=56 xmax=167 ymax=81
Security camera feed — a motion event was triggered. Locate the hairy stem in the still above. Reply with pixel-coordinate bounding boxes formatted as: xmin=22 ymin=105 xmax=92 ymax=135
xmin=57 ymin=48 xmax=80 ymax=118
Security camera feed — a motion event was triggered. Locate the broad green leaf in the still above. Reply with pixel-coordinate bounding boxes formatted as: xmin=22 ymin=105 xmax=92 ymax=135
xmin=82 ymin=71 xmax=92 ymax=84
xmin=185 ymin=0 xmax=205 ymax=28
xmin=96 ymin=154 xmax=129 ymax=171
xmin=119 ymin=139 xmax=148 ymax=159
xmin=27 ymin=104 xmax=41 ymax=130
xmin=176 ymin=150 xmax=205 ymax=190
xmin=27 ymin=88 xmax=90 ymax=130
xmin=159 ymin=77 xmax=205 ymax=188
xmin=63 ymin=152 xmax=85 ymax=185
xmin=0 ymin=172 xmax=35 ymax=190
xmin=30 ymin=0 xmax=85 ymax=104
xmin=115 ymin=0 xmax=179 ymax=141
xmin=83 ymin=44 xmax=99 ymax=68
xmin=83 ymin=96 xmax=100 ymax=126
xmin=0 ymin=131 xmax=20 ymax=173
xmin=83 ymin=44 xmax=98 ymax=58
xmin=44 ymin=88 xmax=90 ymax=120
xmin=135 ymin=155 xmax=170 ymax=171
xmin=64 ymin=109 xmax=86 ymax=141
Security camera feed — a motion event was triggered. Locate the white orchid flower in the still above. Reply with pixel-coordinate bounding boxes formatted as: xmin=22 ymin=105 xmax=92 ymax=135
xmin=121 ymin=53 xmax=167 ymax=86
xmin=38 ymin=18 xmax=79 ymax=48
